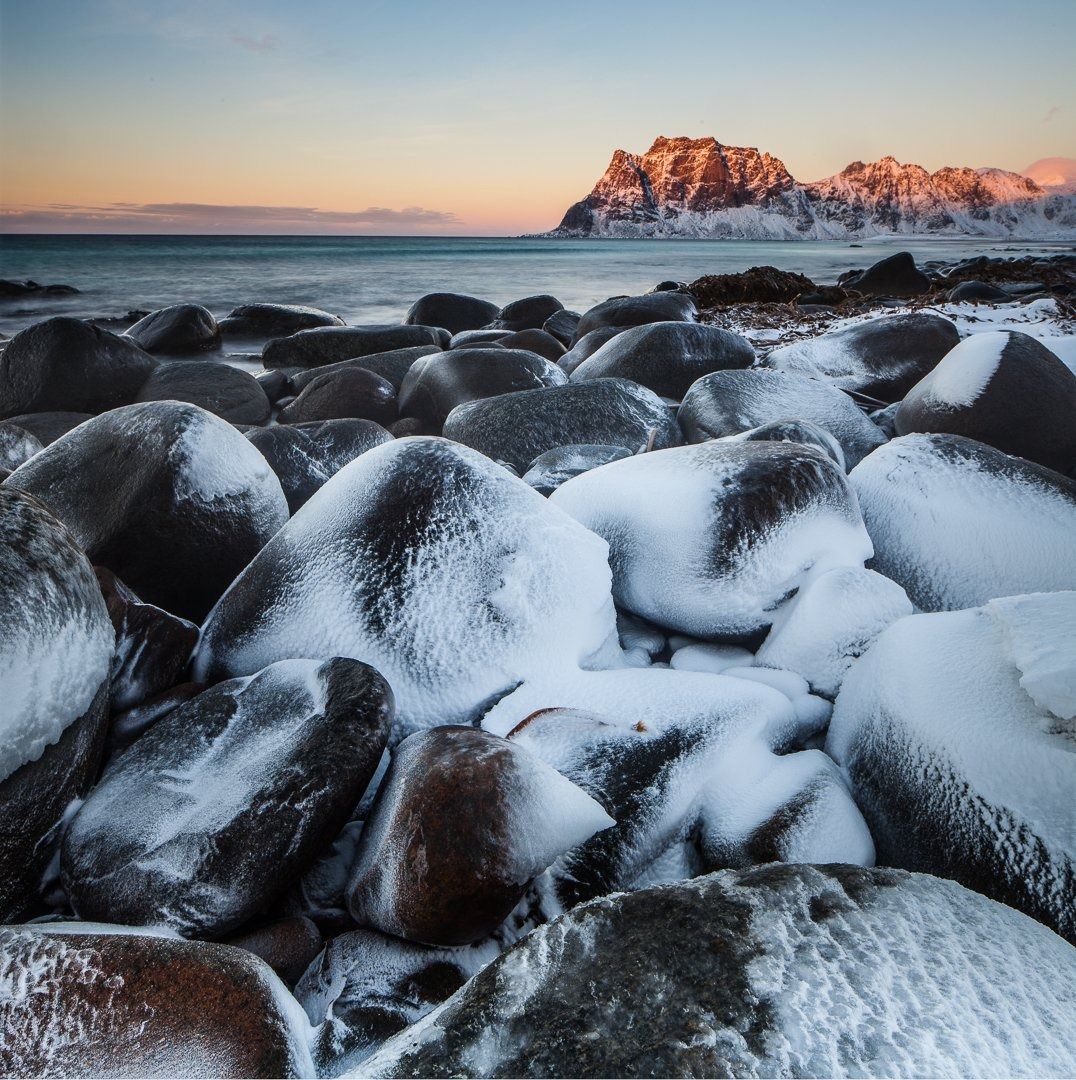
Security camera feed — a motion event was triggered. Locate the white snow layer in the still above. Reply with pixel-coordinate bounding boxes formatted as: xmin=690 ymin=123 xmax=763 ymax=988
xmin=901 ymin=330 xmax=1006 ymax=407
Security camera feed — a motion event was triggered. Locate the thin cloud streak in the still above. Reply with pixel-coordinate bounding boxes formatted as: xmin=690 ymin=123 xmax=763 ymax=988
xmin=1043 ymin=104 xmax=1062 ymax=123
xmin=0 ymin=201 xmax=463 ymax=234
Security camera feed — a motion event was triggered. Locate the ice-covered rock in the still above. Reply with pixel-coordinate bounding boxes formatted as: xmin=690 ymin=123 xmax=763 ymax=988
xmin=6 ymin=401 xmax=289 ymax=621
xmin=442 ymin=378 xmax=681 ymax=473
xmin=850 ymin=433 xmax=1076 ymax=610
xmin=762 ymin=313 xmax=960 ymax=402
xmin=0 ymin=488 xmax=114 ymax=920
xmin=894 ymin=330 xmax=1076 ymax=475
xmin=828 ymin=592 xmax=1075 ymax=941
xmin=732 ymin=418 xmax=846 ymax=469
xmin=0 ymin=420 xmax=42 ymax=471
xmin=550 ymin=439 xmax=872 ymax=637
xmin=347 ymin=727 xmax=613 ymax=945
xmin=679 ymin=368 xmax=887 ymax=468
xmin=520 ymin=443 xmax=632 ymax=496
xmin=0 ymin=926 xmax=315 ymax=1077
xmin=194 ymin=438 xmax=624 ymax=736
xmin=62 ymin=657 xmax=392 ymax=938
xmin=755 ymin=566 xmax=913 ymax=697
xmin=362 ymin=864 xmax=1076 ymax=1079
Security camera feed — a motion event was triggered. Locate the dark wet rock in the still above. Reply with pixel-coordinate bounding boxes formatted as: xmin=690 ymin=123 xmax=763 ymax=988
xmin=444 ymin=378 xmax=681 ymax=473
xmin=678 ymin=368 xmax=887 ymax=468
xmin=542 ymin=309 xmax=581 ymax=346
xmin=490 ymin=294 xmax=564 ymax=332
xmin=135 ymin=360 xmax=272 ymax=426
xmin=389 ymin=416 xmax=424 ymax=438
xmin=398 ymin=347 xmax=566 ymax=432
xmin=0 ymin=926 xmax=315 ymax=1077
xmin=125 ymin=304 xmax=221 ymax=355
xmin=0 ymin=278 xmax=80 ymax=297
xmin=795 ymin=285 xmax=849 ymax=306
xmin=571 ymin=321 xmax=754 ymax=400
xmin=2 ymin=410 xmax=93 ymax=446
xmin=0 ymin=488 xmax=114 ymax=921
xmin=247 ymin=418 xmax=392 ymax=513
xmin=0 ymin=420 xmax=42 ymax=471
xmin=94 ymin=567 xmax=198 ymax=713
xmin=739 ymin=418 xmax=846 ymax=469
xmin=406 ymin=293 xmax=500 ymax=335
xmin=62 ymin=657 xmax=392 ymax=937
xmin=522 ymin=444 xmax=633 ymax=495
xmin=551 ymin=439 xmax=870 ymax=637
xmin=346 ymin=727 xmax=611 ymax=946
xmin=571 ymin=291 xmax=697 ymax=346
xmin=6 ymin=401 xmax=288 ymax=621
xmin=363 ymin=865 xmax=1076 ymax=1079
xmin=762 ymin=314 xmax=961 ymax=402
xmin=448 ymin=329 xmax=511 ymax=349
xmin=254 ymin=367 xmax=292 ymax=404
xmin=839 ymin=251 xmax=930 ymax=297
xmin=263 ymin=325 xmax=448 ymax=370
xmin=219 ymin=302 xmax=345 ymax=338
xmin=296 ymin=928 xmax=494 ymax=1076
xmin=106 ymin=681 xmax=204 ymax=757
xmin=688 ymin=265 xmax=815 ymax=307
xmin=947 ymin=279 xmax=1012 ymax=303
xmin=498 ymin=328 xmax=566 ymax=363
xmin=226 ymin=915 xmax=323 ymax=988
xmin=193 ymin=438 xmax=622 ymax=737
xmin=650 ymin=279 xmax=687 ymax=293
xmin=0 ymin=317 xmax=158 ymax=419
xmin=894 ymin=330 xmax=1076 ymax=475
xmin=279 ymin=367 xmax=397 ymax=426
xmin=289 ymin=345 xmax=441 ymax=394
xmin=557 ymin=326 xmax=623 ymax=375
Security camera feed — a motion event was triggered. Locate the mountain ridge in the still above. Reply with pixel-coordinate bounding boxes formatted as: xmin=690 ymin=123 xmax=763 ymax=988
xmin=541 ymin=137 xmax=1076 ymax=240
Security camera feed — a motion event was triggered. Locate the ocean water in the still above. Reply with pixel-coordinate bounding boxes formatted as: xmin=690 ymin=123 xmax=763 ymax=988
xmin=1 ymin=234 xmax=1072 ymax=341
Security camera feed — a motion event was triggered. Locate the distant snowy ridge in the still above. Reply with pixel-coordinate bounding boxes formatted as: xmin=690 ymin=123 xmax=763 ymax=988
xmin=541 ymin=137 xmax=1076 ymax=240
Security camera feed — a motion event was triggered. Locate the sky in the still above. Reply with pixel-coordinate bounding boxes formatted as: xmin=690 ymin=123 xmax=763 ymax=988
xmin=1 ymin=0 xmax=1074 ymax=235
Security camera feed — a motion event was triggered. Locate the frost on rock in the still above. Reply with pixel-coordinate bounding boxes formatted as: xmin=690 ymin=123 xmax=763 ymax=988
xmin=483 ymin=666 xmax=869 ymax=911
xmin=346 ymin=727 xmax=613 ymax=946
xmin=550 ymin=439 xmax=872 ymax=637
xmin=5 ymin=401 xmax=289 ymax=621
xmin=850 ymin=433 xmax=1076 ymax=611
xmin=0 ymin=926 xmax=315 ymax=1078
xmin=755 ymin=566 xmax=913 ymax=697
xmin=361 ymin=865 xmax=1076 ymax=1080
xmin=61 ymin=657 xmax=392 ymax=938
xmin=827 ymin=592 xmax=1075 ymax=940
xmin=195 ymin=437 xmax=624 ymax=737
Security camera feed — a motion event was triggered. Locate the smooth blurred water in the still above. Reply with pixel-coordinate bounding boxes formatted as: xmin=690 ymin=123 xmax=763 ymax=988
xmin=1 ymin=234 xmax=1072 ymax=338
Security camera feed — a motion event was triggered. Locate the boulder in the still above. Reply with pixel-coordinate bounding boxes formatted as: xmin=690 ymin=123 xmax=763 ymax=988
xmin=443 ymin=378 xmax=681 ymax=473
xmin=226 ymin=916 xmax=323 ymax=988
xmin=0 ymin=420 xmax=42 ymax=471
xmin=288 ymin=345 xmax=440 ymax=393
xmin=135 ymin=360 xmax=271 ymax=426
xmin=219 ymin=302 xmax=345 ymax=337
xmin=490 ymin=294 xmax=564 ymax=332
xmin=6 ymin=401 xmax=289 ymax=621
xmin=571 ymin=291 xmax=696 ymax=346
xmin=839 ymin=251 xmax=930 ymax=297
xmin=263 ymin=325 xmax=448 ymax=370
xmin=364 ymin=865 xmax=1076 ymax=1079
xmin=521 ymin=444 xmax=633 ymax=496
xmin=2 ymin=410 xmax=92 ymax=445
xmin=735 ymin=418 xmax=846 ymax=469
xmin=557 ymin=326 xmax=622 ymax=375
xmin=571 ymin=321 xmax=754 ymax=400
xmin=894 ymin=330 xmax=1076 ymax=475
xmin=0 ymin=317 xmax=158 ymax=419
xmin=62 ymin=657 xmax=392 ymax=937
xmin=541 ymin=309 xmax=581 ymax=346
xmin=125 ymin=304 xmax=221 ymax=354
xmin=278 ymin=367 xmax=397 ymax=426
xmin=405 ymin=293 xmax=500 ymax=334
xmin=498 ymin=328 xmax=566 ymax=363
xmin=947 ymin=280 xmax=1011 ymax=303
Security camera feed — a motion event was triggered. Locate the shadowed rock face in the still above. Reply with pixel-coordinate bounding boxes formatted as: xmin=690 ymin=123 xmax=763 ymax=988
xmin=125 ymin=304 xmax=222 ymax=354
xmin=0 ymin=927 xmax=314 ymax=1078
xmin=364 ymin=865 xmax=1076 ymax=1079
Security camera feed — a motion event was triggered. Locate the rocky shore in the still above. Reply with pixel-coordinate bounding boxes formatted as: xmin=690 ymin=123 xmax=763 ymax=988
xmin=0 ymin=249 xmax=1074 ymax=1078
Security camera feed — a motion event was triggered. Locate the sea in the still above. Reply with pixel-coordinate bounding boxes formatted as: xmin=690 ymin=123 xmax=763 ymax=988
xmin=1 ymin=234 xmax=1073 ymax=342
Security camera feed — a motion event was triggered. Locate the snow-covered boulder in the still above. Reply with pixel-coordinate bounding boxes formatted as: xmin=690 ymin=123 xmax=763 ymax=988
xmin=362 ymin=864 xmax=1076 ymax=1079
xmin=195 ymin=438 xmax=624 ymax=737
xmin=0 ymin=488 xmax=114 ymax=920
xmin=762 ymin=313 xmax=960 ymax=402
xmin=731 ymin=418 xmax=846 ymax=469
xmin=678 ymin=368 xmax=887 ymax=468
xmin=6 ymin=402 xmax=289 ymax=621
xmin=0 ymin=926 xmax=315 ymax=1077
xmin=550 ymin=440 xmax=872 ymax=637
xmin=894 ymin=330 xmax=1076 ymax=475
xmin=850 ymin=433 xmax=1076 ymax=611
xmin=62 ymin=657 xmax=392 ymax=938
xmin=828 ymin=592 xmax=1075 ymax=941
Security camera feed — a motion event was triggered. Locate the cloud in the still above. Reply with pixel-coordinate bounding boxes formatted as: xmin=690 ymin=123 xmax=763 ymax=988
xmin=1044 ymin=104 xmax=1062 ymax=123
xmin=230 ymin=33 xmax=279 ymax=54
xmin=0 ymin=201 xmax=463 ymax=234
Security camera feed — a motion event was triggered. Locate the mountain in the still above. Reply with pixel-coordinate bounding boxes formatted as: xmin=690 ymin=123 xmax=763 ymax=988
xmin=543 ymin=137 xmax=1076 ymax=240
xmin=1023 ymin=157 xmax=1076 ymax=195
